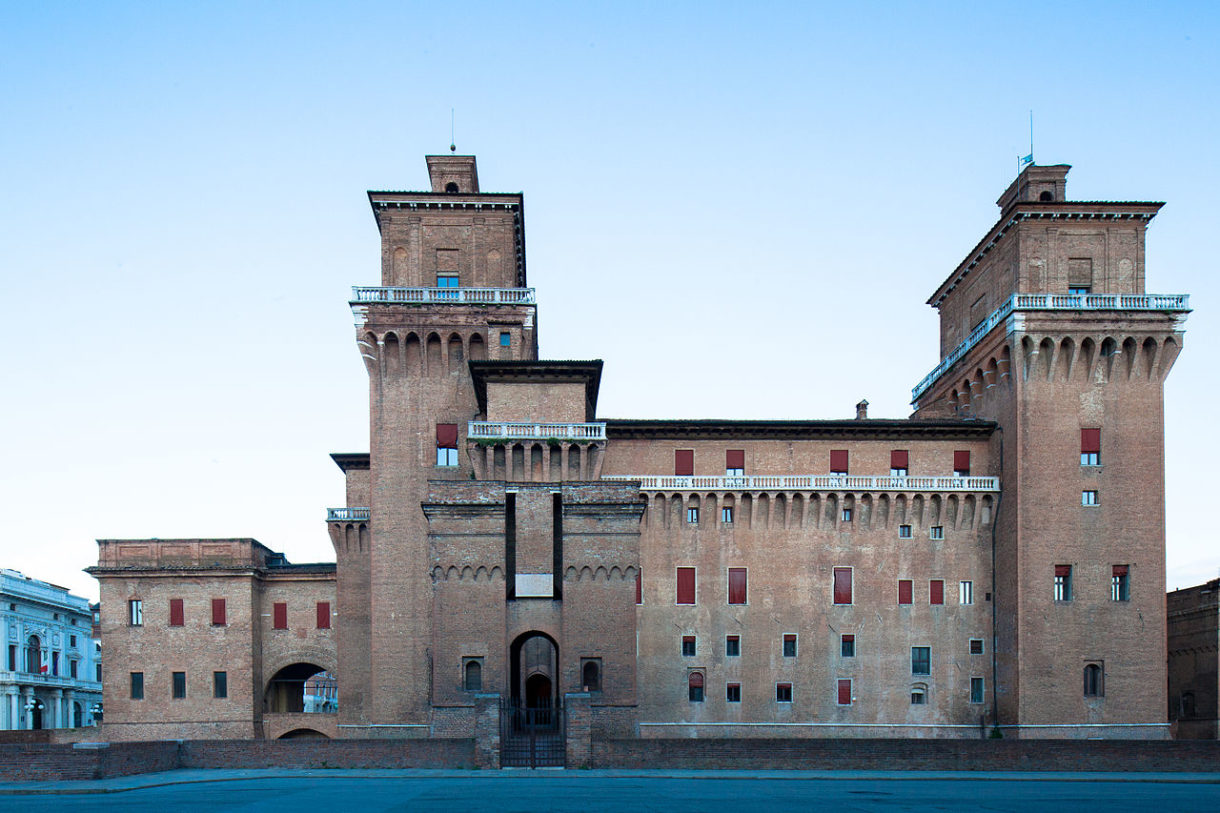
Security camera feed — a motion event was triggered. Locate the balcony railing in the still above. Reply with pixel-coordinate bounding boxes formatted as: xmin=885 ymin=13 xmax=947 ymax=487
xmin=327 ymin=507 xmax=370 ymax=522
xmin=468 ymin=421 xmax=607 ymax=441
xmin=351 ymin=286 xmax=536 ymax=305
xmin=911 ymin=292 xmax=1190 ymax=403
xmin=603 ymin=474 xmax=1000 ymax=492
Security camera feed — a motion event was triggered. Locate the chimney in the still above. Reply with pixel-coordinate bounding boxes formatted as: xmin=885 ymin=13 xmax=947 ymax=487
xmin=855 ymin=399 xmax=869 ymax=420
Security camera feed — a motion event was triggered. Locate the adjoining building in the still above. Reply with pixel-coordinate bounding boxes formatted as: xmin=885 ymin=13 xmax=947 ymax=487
xmin=89 ymin=155 xmax=1189 ymax=742
xmin=2 ymin=569 xmax=102 ymax=730
xmin=1168 ymin=578 xmax=1219 ymax=739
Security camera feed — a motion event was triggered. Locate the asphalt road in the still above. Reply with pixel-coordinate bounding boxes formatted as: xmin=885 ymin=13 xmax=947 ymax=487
xmin=3 ymin=774 xmax=1219 ymax=813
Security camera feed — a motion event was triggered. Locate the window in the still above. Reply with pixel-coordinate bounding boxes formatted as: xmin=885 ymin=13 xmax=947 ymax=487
xmin=832 ymin=567 xmax=852 ymax=605
xmin=1112 ymin=565 xmax=1130 ymax=601
xmin=96 ymin=664 xmax=102 ymax=682
xmin=728 ymin=568 xmax=747 ymax=605
xmin=464 ymin=658 xmax=483 ymax=692
xmin=1082 ymin=490 xmax=1099 ymax=506
xmin=969 ymin=638 xmax=984 ymax=655
xmin=837 ymin=678 xmax=852 ymax=706
xmin=130 ymin=672 xmax=144 ymax=700
xmin=214 ymin=671 xmax=228 ymax=699
xmin=898 ymin=579 xmax=913 ymax=605
xmin=70 ymin=660 xmax=78 ymax=679
xmin=70 ymin=635 xmax=77 ymax=648
xmin=6 ymin=645 xmax=14 ymax=671
xmin=581 ymin=659 xmax=601 ymax=692
xmin=172 ymin=671 xmax=186 ymax=699
xmin=930 ymin=580 xmax=944 ymax=605
xmin=169 ymin=598 xmax=184 ymax=627
xmin=841 ymin=508 xmax=852 ymax=522
xmin=316 ymin=601 xmax=331 ymax=629
xmin=1054 ymin=565 xmax=1072 ymax=601
xmin=675 ymin=450 xmax=694 ymax=476
xmin=273 ymin=602 xmax=288 ymax=629
xmin=721 ymin=506 xmax=734 ymax=523
xmin=911 ymin=646 xmax=931 ymax=675
xmin=841 ymin=634 xmax=855 ymax=657
xmin=437 ymin=273 xmax=459 ymax=288
xmin=910 ymin=685 xmax=927 ymax=705
xmin=929 ymin=525 xmax=944 ymax=540
xmin=830 ymin=450 xmax=849 ymax=475
xmin=953 ymin=450 xmax=971 ymax=477
xmin=51 ymin=652 xmax=59 ymax=676
xmin=1068 ymin=286 xmax=1090 ymax=295
xmin=898 ymin=524 xmax=912 ymax=539
xmin=211 ymin=598 xmax=226 ymax=626
xmin=635 ymin=570 xmax=642 ymax=605
xmin=436 ymin=423 xmax=459 ymax=466
xmin=725 ymin=635 xmax=740 ymax=657
xmin=128 ymin=599 xmax=143 ymax=627
xmin=776 ymin=683 xmax=792 ymax=703
xmin=890 ymin=450 xmax=909 ymax=478
xmin=1081 ymin=428 xmax=1100 ymax=465
xmin=686 ymin=507 xmax=699 ymax=524
xmin=782 ymin=634 xmax=797 ymax=658
xmin=726 ymin=683 xmax=741 ymax=703
xmin=970 ymin=677 xmax=985 ymax=704
xmin=676 ymin=567 xmax=696 ymax=605
xmin=725 ymin=449 xmax=745 ymax=476
xmin=499 ymin=331 xmax=511 ymax=347
xmin=960 ymin=581 xmax=974 ymax=605
xmin=1083 ymin=663 xmax=1104 ymax=697
xmin=688 ymin=672 xmax=704 ymax=702
xmin=682 ymin=635 xmax=696 ymax=657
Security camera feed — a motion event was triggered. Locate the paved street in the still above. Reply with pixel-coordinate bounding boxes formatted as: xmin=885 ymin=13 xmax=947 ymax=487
xmin=2 ymin=771 xmax=1219 ymax=812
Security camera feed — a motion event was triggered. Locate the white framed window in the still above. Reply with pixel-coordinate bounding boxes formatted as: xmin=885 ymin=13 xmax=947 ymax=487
xmin=959 ymin=580 xmax=974 ymax=605
xmin=1082 ymin=490 xmax=1099 ymax=506
xmin=970 ymin=677 xmax=985 ymax=704
xmin=969 ymin=638 xmax=984 ymax=655
xmin=128 ymin=600 xmax=143 ymax=627
xmin=898 ymin=524 xmax=912 ymax=539
xmin=929 ymin=526 xmax=944 ymax=540
xmin=1055 ymin=565 xmax=1072 ymax=601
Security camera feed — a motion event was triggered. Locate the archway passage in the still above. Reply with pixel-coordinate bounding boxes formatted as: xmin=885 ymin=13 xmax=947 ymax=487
xmin=278 ymin=728 xmax=330 ymax=739
xmin=525 ymin=674 xmax=552 ymax=710
xmin=265 ymin=663 xmax=333 ymax=713
xmin=509 ymin=631 xmax=558 ymax=709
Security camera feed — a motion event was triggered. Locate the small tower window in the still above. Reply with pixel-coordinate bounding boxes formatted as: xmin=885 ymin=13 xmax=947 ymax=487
xmin=1039 ymin=190 xmax=1054 ymax=201
xmin=445 ymin=182 xmax=459 ymax=193
xmin=581 ymin=659 xmax=601 ymax=692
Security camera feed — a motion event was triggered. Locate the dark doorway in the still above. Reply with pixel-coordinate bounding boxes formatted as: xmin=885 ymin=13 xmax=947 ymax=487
xmin=30 ymin=700 xmax=43 ymax=730
xmin=525 ymin=674 xmax=552 ymax=710
xmin=264 ymin=663 xmax=330 ymax=713
xmin=509 ymin=631 xmax=558 ymax=708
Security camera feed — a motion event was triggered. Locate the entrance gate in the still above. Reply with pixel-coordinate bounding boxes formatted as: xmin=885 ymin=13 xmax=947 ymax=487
xmin=499 ymin=698 xmax=565 ymax=768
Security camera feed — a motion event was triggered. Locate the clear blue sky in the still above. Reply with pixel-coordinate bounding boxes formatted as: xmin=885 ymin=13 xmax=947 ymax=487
xmin=2 ymin=1 xmax=1217 ymax=600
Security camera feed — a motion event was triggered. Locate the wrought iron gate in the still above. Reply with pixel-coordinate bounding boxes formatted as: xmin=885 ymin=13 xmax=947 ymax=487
xmin=499 ymin=699 xmax=565 ymax=768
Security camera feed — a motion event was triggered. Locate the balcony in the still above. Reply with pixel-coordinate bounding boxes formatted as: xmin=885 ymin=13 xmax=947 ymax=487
xmin=350 ymin=286 xmax=536 ymax=305
xmin=602 ymin=474 xmax=1000 ymax=492
xmin=911 ymin=292 xmax=1191 ymax=402
xmin=468 ymin=421 xmax=607 ymax=442
xmin=326 ymin=507 xmax=370 ymax=522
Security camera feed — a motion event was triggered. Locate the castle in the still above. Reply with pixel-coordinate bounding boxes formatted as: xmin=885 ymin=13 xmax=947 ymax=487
xmin=89 ymin=155 xmax=1189 ymax=746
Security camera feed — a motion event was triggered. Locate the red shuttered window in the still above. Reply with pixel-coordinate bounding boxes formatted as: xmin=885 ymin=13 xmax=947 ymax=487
xmin=1081 ymin=429 xmax=1101 ymax=454
xmin=726 ymin=449 xmax=745 ymax=473
xmin=273 ymin=602 xmax=288 ymax=630
xmin=728 ymin=568 xmax=747 ymax=605
xmin=898 ymin=579 xmax=913 ymax=605
xmin=930 ymin=580 xmax=944 ymax=605
xmin=675 ymin=450 xmax=694 ymax=476
xmin=169 ymin=599 xmax=184 ymax=627
xmin=676 ymin=567 xmax=696 ymax=605
xmin=953 ymin=450 xmax=971 ymax=475
xmin=833 ymin=567 xmax=853 ymax=605
xmin=837 ymin=678 xmax=852 ymax=706
xmin=436 ymin=423 xmax=459 ymax=448
xmin=211 ymin=599 xmax=226 ymax=627
xmin=316 ymin=601 xmax=331 ymax=630
xmin=830 ymin=450 xmax=849 ymax=474
xmin=890 ymin=450 xmax=909 ymax=471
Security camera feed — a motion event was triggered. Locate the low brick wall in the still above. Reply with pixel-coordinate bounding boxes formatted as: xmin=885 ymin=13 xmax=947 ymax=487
xmin=593 ymin=737 xmax=1220 ymax=772
xmin=179 ymin=739 xmax=475 ymax=770
xmin=0 ymin=741 xmax=179 ymax=782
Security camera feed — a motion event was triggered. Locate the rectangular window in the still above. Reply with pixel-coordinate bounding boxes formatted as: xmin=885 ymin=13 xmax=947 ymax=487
xmin=436 ymin=273 xmax=459 ymax=288
xmin=1081 ymin=428 xmax=1101 ymax=465
xmin=898 ymin=579 xmax=913 ymax=605
xmin=911 ymin=646 xmax=931 ymax=675
xmin=1112 ymin=565 xmax=1130 ymax=601
xmin=316 ymin=601 xmax=331 ymax=629
xmin=686 ymin=507 xmax=699 ymax=524
xmin=70 ymin=635 xmax=77 ymax=648
xmin=782 ymin=633 xmax=797 ymax=658
xmin=837 ymin=678 xmax=852 ymax=706
xmin=689 ymin=673 xmax=704 ymax=702
xmin=725 ymin=635 xmax=740 ymax=657
xmin=214 ymin=671 xmax=228 ymax=699
xmin=6 ymin=645 xmax=14 ymax=671
xmin=682 ymin=635 xmax=696 ymax=657
xmin=721 ymin=506 xmax=734 ymax=523
xmin=436 ymin=423 xmax=459 ymax=467
xmin=930 ymin=580 xmax=944 ymax=605
xmin=499 ymin=331 xmax=511 ymax=347
xmin=830 ymin=449 xmax=849 ymax=474
xmin=273 ymin=602 xmax=288 ymax=629
xmin=676 ymin=567 xmax=696 ymax=605
xmin=674 ymin=449 xmax=694 ymax=476
xmin=212 ymin=598 xmax=226 ymax=626
xmin=172 ymin=671 xmax=186 ymax=699
xmin=890 ymin=450 xmax=909 ymax=478
xmin=929 ymin=525 xmax=944 ymax=540
xmin=1054 ymin=565 xmax=1072 ymax=601
xmin=726 ymin=449 xmax=745 ymax=476
xmin=96 ymin=663 xmax=102 ymax=682
xmin=169 ymin=598 xmax=184 ymax=627
xmin=728 ymin=568 xmax=747 ymax=605
xmin=635 ymin=570 xmax=642 ymax=605
xmin=969 ymin=638 xmax=984 ymax=655
xmin=1082 ymin=490 xmax=1099 ymax=506
xmin=960 ymin=581 xmax=974 ymax=605
xmin=898 ymin=524 xmax=912 ymax=539
xmin=70 ymin=660 xmax=78 ymax=679
xmin=128 ymin=599 xmax=143 ymax=627
xmin=726 ymin=683 xmax=741 ymax=703
xmin=776 ymin=683 xmax=793 ymax=703
xmin=130 ymin=672 xmax=144 ymax=700
xmin=51 ymin=653 xmax=59 ymax=676
xmin=841 ymin=634 xmax=855 ymax=658
xmin=1068 ymin=286 xmax=1090 ymax=295
xmin=953 ymin=450 xmax=971 ymax=476
xmin=841 ymin=508 xmax=852 ymax=522
xmin=833 ymin=567 xmax=853 ymax=605
xmin=970 ymin=677 xmax=985 ymax=704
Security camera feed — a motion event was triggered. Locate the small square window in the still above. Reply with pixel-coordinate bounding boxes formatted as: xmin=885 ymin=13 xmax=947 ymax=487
xmin=172 ymin=671 xmax=186 ymax=699
xmin=911 ymin=646 xmax=931 ymax=675
xmin=437 ymin=447 xmax=459 ymax=467
xmin=726 ymin=683 xmax=741 ymax=703
xmin=682 ymin=635 xmax=696 ymax=657
xmin=1082 ymin=490 xmax=1099 ymax=506
xmin=898 ymin=524 xmax=912 ymax=539
xmin=840 ymin=634 xmax=855 ymax=658
xmin=1081 ymin=452 xmax=1099 ymax=466
xmin=841 ymin=508 xmax=852 ymax=522
xmin=499 ymin=331 xmax=511 ymax=347
xmin=970 ymin=677 xmax=985 ymax=704
xmin=782 ymin=634 xmax=797 ymax=658
xmin=960 ymin=580 xmax=974 ymax=605
xmin=969 ymin=638 xmax=984 ymax=655
xmin=1068 ymin=286 xmax=1090 ymax=295
xmin=776 ymin=683 xmax=793 ymax=703
xmin=725 ymin=635 xmax=740 ymax=657
xmin=214 ymin=671 xmax=228 ymax=699
xmin=890 ymin=467 xmax=908 ymax=478
xmin=686 ymin=507 xmax=699 ymax=524
xmin=721 ymin=506 xmax=734 ymax=523
xmin=929 ymin=526 xmax=944 ymax=540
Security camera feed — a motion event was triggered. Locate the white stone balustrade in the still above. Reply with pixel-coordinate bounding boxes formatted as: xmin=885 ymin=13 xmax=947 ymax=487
xmin=602 ymin=474 xmax=1000 ymax=492
xmin=468 ymin=421 xmax=607 ymax=441
xmin=327 ymin=507 xmax=370 ymax=522
xmin=351 ymin=286 xmax=536 ymax=305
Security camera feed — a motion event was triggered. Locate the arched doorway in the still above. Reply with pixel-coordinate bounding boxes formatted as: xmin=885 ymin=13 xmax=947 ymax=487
xmin=278 ymin=728 xmax=329 ymax=739
xmin=25 ymin=635 xmax=41 ymax=675
xmin=509 ymin=631 xmax=558 ymax=710
xmin=264 ymin=663 xmax=334 ymax=713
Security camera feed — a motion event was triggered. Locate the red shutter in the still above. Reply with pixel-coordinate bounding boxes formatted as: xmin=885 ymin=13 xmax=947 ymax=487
xmin=890 ymin=450 xmax=908 ymax=470
xmin=833 ymin=567 xmax=852 ymax=604
xmin=635 ymin=570 xmax=642 ymax=605
xmin=898 ymin=580 xmax=913 ymax=604
xmin=675 ymin=450 xmax=694 ymax=476
xmin=169 ymin=599 xmax=184 ymax=627
xmin=1081 ymin=429 xmax=1101 ymax=454
xmin=953 ymin=450 xmax=971 ymax=474
xmin=930 ymin=580 xmax=944 ymax=605
xmin=676 ymin=567 xmax=696 ymax=604
xmin=1112 ymin=565 xmax=1128 ymax=577
xmin=316 ymin=601 xmax=331 ymax=629
xmin=211 ymin=599 xmax=226 ymax=626
xmin=842 ymin=634 xmax=855 ymax=646
xmin=838 ymin=678 xmax=852 ymax=705
xmin=728 ymin=568 xmax=747 ymax=605
xmin=688 ymin=672 xmax=704 ymax=689
xmin=726 ymin=449 xmax=745 ymax=470
xmin=1055 ymin=565 xmax=1072 ymax=577
xmin=273 ymin=602 xmax=288 ymax=629
xmin=436 ymin=423 xmax=459 ymax=448
xmin=830 ymin=450 xmax=849 ymax=473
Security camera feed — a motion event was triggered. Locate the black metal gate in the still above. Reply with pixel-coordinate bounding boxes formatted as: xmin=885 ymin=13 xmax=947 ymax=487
xmin=499 ymin=699 xmax=565 ymax=768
